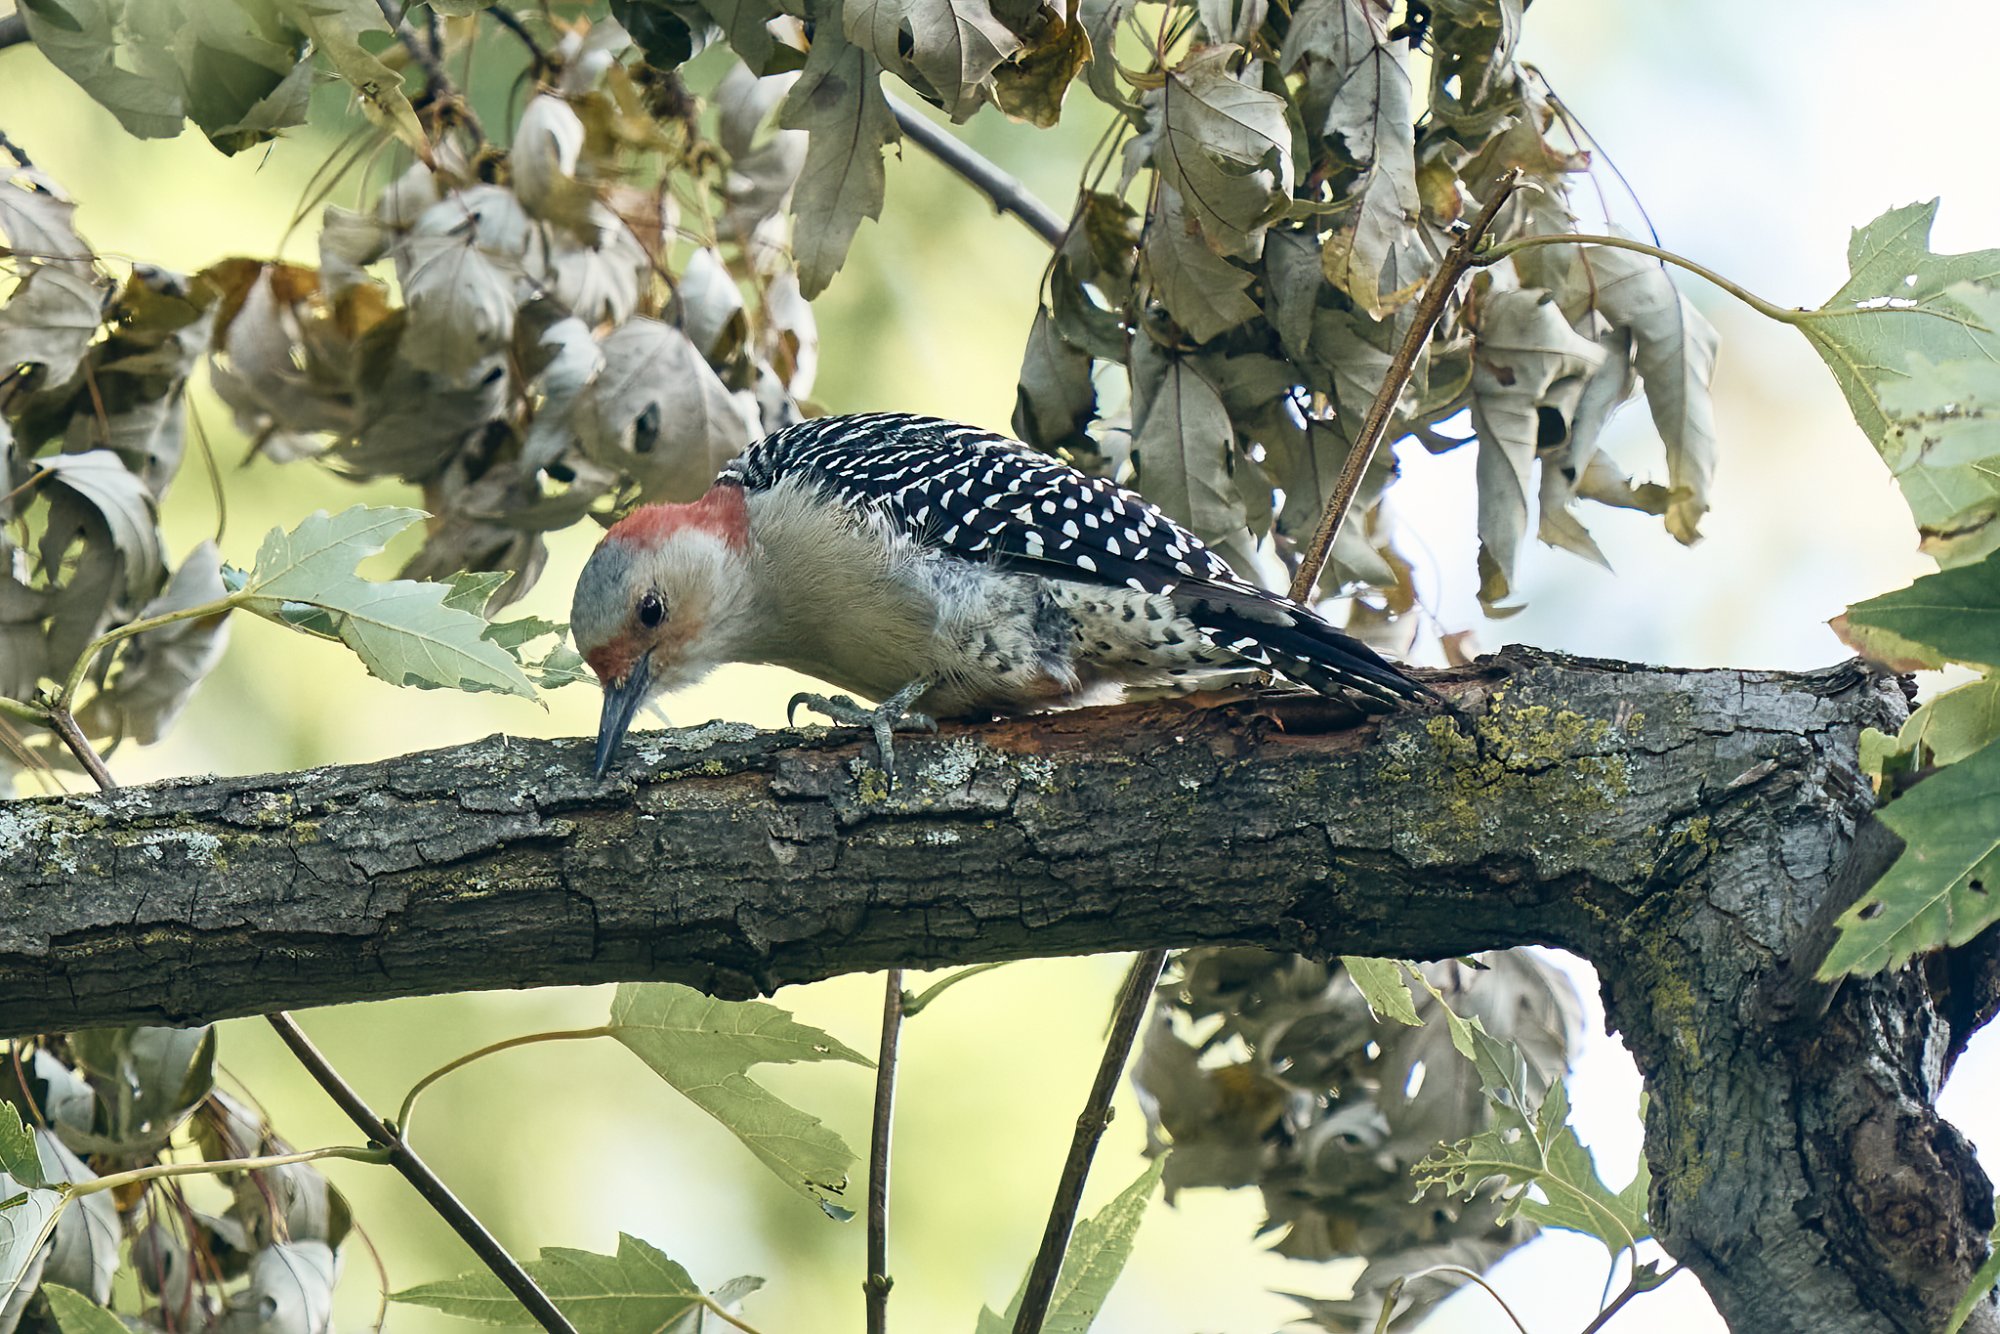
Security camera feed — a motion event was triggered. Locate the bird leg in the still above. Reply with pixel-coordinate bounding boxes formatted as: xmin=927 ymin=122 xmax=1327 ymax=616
xmin=787 ymin=679 xmax=937 ymax=785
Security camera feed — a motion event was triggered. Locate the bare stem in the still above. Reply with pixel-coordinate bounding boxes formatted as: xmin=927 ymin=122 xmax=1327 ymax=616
xmin=1287 ymin=169 xmax=1526 ymax=604
xmin=265 ymin=1013 xmax=579 ymax=1334
xmin=80 ymin=1145 xmax=390 ymax=1197
xmin=1479 ymin=231 xmax=1799 ymax=324
xmin=887 ymin=97 xmax=1067 ymax=250
xmin=485 ymin=5 xmax=549 ymax=73
xmin=1010 ymin=948 xmax=1168 ymax=1334
xmin=1384 ymin=1265 xmax=1533 ymax=1334
xmin=901 ymin=962 xmax=1011 ymax=1017
xmin=46 ymin=709 xmax=118 ymax=791
xmin=396 ymin=1027 xmax=611 ymax=1138
xmin=866 ymin=970 xmax=905 ymax=1334
xmin=58 ymin=592 xmax=240 ymax=711
xmin=1578 ymin=1263 xmax=1680 ymax=1334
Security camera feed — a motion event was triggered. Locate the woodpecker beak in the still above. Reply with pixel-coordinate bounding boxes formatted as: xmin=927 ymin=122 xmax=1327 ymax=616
xmin=592 ymin=654 xmax=653 ymax=779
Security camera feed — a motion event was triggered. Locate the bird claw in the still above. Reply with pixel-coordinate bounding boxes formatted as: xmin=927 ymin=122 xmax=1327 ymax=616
xmin=787 ymin=681 xmax=935 ymax=785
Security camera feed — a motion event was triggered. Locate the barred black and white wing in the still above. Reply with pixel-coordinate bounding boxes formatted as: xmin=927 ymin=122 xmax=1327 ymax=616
xmin=720 ymin=413 xmax=1436 ymax=706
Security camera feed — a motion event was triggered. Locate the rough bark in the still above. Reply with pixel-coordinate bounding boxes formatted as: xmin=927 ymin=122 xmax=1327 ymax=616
xmin=0 ymin=647 xmax=1992 ymax=1334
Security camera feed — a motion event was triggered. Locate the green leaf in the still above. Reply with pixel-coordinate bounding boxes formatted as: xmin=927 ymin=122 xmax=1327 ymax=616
xmin=1820 ymin=737 xmax=2000 ymax=978
xmin=1580 ymin=244 xmax=1720 ymax=544
xmin=1281 ymin=0 xmax=1421 ymax=318
xmin=395 ymin=1232 xmax=711 ymax=1333
xmin=41 ymin=1284 xmax=124 ymax=1334
xmin=1466 ymin=288 xmax=1608 ymax=611
xmin=1141 ymin=185 xmax=1260 ymax=344
xmin=19 ymin=0 xmax=185 ymax=138
xmin=1836 ymin=547 xmax=2000 ymax=671
xmin=844 ymin=0 xmax=1021 ymax=119
xmin=607 ymin=983 xmax=871 ymax=1217
xmin=0 ymin=1106 xmax=41 ymax=1189
xmin=1801 ymin=202 xmax=2000 ymax=566
xmin=238 ymin=507 xmax=539 ymax=699
xmin=779 ymin=5 xmax=900 ymax=298
xmin=979 ymin=1159 xmax=1163 ymax=1334
xmin=1945 ymin=1209 xmax=2000 ymax=1334
xmin=1148 ymin=44 xmax=1292 ymax=260
xmin=0 ymin=1187 xmax=62 ymax=1316
xmin=273 ymin=0 xmax=428 ymax=152
xmin=1341 ymin=957 xmax=1422 ymax=1026
xmin=1129 ymin=351 xmax=1247 ymax=543
xmin=0 ymin=265 xmax=106 ymax=387
xmin=1013 ymin=306 xmax=1097 ymax=453
xmin=1899 ymin=677 xmax=2000 ymax=769
xmin=1414 ymin=1026 xmax=1649 ymax=1258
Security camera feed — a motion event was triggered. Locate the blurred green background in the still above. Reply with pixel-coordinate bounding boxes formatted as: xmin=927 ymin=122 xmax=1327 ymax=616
xmin=3 ymin=2 xmax=1995 ymax=1330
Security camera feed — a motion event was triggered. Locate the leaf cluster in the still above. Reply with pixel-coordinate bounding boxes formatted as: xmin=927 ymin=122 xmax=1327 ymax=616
xmin=1130 ymin=948 xmax=1581 ymax=1330
xmin=0 ymin=1031 xmax=354 ymax=1334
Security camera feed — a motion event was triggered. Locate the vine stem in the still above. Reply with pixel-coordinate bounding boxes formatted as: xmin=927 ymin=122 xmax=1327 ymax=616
xmin=78 ymin=1145 xmax=390 ymax=1196
xmin=901 ymin=962 xmax=1010 ymax=1017
xmin=266 ymin=1013 xmax=581 ymax=1334
xmin=396 ymin=1027 xmax=611 ymax=1136
xmin=1288 ymin=169 xmax=1525 ymax=604
xmin=57 ymin=592 xmax=240 ymax=710
xmin=887 ymin=96 xmax=1068 ymax=250
xmin=1478 ymin=231 xmax=1801 ymax=324
xmin=1010 ymin=948 xmax=1168 ymax=1334
xmin=1381 ymin=1265 xmax=1533 ymax=1334
xmin=865 ymin=970 xmax=904 ymax=1334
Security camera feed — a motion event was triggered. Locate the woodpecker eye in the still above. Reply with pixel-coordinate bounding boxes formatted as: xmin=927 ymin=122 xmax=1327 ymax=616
xmin=637 ymin=591 xmax=666 ymax=628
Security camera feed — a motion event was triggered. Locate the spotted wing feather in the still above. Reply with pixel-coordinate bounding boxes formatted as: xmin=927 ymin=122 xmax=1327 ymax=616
xmin=720 ymin=413 xmax=1435 ymax=705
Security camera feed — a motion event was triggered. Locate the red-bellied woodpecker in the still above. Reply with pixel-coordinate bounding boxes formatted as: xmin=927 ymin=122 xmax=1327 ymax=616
xmin=571 ymin=412 xmax=1440 ymax=779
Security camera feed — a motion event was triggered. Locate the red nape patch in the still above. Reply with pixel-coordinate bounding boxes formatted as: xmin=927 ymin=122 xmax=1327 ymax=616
xmin=607 ymin=485 xmax=749 ymax=550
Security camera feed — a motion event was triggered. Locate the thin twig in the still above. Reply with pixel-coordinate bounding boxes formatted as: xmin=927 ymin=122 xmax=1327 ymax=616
xmin=374 ymin=0 xmax=486 ymax=142
xmin=397 ymin=1027 xmax=610 ymax=1136
xmin=485 ymin=5 xmax=549 ymax=74
xmin=1010 ymin=948 xmax=1168 ymax=1334
xmin=47 ymin=709 xmax=118 ymax=792
xmin=865 ymin=970 xmax=904 ymax=1334
xmin=1578 ymin=1262 xmax=1680 ymax=1334
xmin=81 ymin=1145 xmax=390 ymax=1197
xmin=1386 ymin=1265 xmax=1533 ymax=1334
xmin=887 ymin=96 xmax=1067 ymax=250
xmin=1287 ymin=169 xmax=1526 ymax=604
xmin=265 ymin=1013 xmax=580 ymax=1334
xmin=901 ymin=962 xmax=1011 ymax=1017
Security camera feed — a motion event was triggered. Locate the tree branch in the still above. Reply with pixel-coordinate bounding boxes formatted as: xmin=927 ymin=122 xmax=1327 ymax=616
xmin=0 ymin=646 xmax=1990 ymax=1334
xmin=1287 ymin=170 xmax=1523 ymax=603
xmin=887 ymin=97 xmax=1067 ymax=250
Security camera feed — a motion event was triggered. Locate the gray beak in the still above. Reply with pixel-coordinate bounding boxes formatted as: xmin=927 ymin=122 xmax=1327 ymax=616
xmin=593 ymin=654 xmax=652 ymax=779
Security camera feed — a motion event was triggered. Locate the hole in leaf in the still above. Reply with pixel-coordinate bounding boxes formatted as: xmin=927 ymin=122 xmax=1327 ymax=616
xmin=1972 ymin=878 xmax=1987 ymax=895
xmin=1859 ymin=902 xmax=1885 ymax=920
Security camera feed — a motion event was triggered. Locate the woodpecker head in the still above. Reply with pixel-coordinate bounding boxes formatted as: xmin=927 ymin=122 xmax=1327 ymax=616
xmin=571 ymin=485 xmax=754 ymax=778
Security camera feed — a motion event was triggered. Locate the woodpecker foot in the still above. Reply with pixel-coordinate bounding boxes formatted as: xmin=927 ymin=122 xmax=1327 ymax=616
xmin=787 ymin=680 xmax=936 ymax=785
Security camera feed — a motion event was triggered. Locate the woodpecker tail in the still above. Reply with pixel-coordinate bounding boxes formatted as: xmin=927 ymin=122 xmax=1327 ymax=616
xmin=1180 ymin=585 xmax=1445 ymax=711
